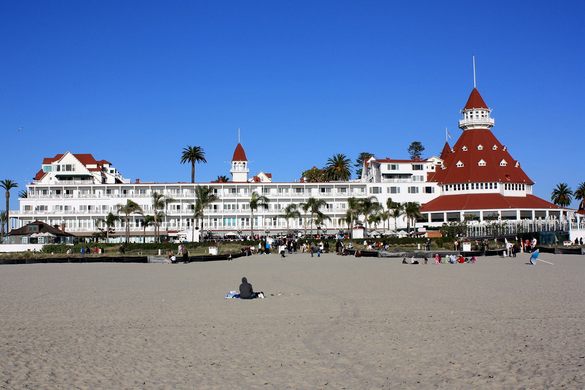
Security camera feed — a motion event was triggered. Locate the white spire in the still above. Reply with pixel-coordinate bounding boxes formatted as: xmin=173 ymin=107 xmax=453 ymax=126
xmin=472 ymin=56 xmax=477 ymax=88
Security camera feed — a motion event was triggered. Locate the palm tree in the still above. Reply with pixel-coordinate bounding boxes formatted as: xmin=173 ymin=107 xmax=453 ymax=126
xmin=380 ymin=210 xmax=390 ymax=233
xmin=574 ymin=182 xmax=585 ymax=210
xmin=301 ymin=197 xmax=327 ymax=237
xmin=18 ymin=190 xmax=28 ymax=199
xmin=216 ymin=175 xmax=230 ymax=183
xmin=0 ymin=211 xmax=6 ymax=237
xmin=551 ymin=183 xmax=573 ymax=207
xmin=359 ymin=196 xmax=382 ymax=236
xmin=117 ymin=200 xmax=143 ymax=243
xmin=193 ymin=186 xmax=218 ymax=241
xmin=282 ymin=204 xmax=301 ymax=232
xmin=314 ymin=212 xmax=331 ymax=236
xmin=142 ymin=215 xmax=156 ymax=243
xmin=391 ymin=202 xmax=404 ymax=232
xmin=403 ymin=202 xmax=422 ymax=233
xmin=346 ymin=197 xmax=361 ymax=237
xmin=180 ymin=145 xmax=207 ymax=183
xmin=325 ymin=154 xmax=352 ymax=181
xmin=249 ymin=191 xmax=269 ymax=238
xmin=368 ymin=212 xmax=382 ymax=232
xmin=1 ymin=179 xmax=18 ymax=235
xmin=151 ymin=192 xmax=165 ymax=241
xmin=97 ymin=212 xmax=119 ymax=243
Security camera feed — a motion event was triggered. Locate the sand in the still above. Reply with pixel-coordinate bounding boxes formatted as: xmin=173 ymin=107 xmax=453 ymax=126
xmin=1 ymin=252 xmax=584 ymax=389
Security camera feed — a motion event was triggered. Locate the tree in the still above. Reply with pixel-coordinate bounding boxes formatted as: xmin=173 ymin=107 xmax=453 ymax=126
xmin=301 ymin=167 xmax=326 ymax=183
xmin=345 ymin=197 xmax=361 ymax=237
xmin=180 ymin=145 xmax=207 ymax=183
xmin=574 ymin=182 xmax=585 ymax=210
xmin=355 ymin=152 xmax=374 ymax=178
xmin=281 ymin=204 xmax=301 ymax=232
xmin=301 ymin=197 xmax=328 ymax=237
xmin=216 ymin=175 xmax=230 ymax=183
xmin=359 ymin=196 xmax=382 ymax=236
xmin=151 ymin=192 xmax=165 ymax=242
xmin=116 ymin=200 xmax=143 ymax=243
xmin=314 ymin=212 xmax=331 ymax=236
xmin=193 ymin=186 xmax=218 ymax=241
xmin=551 ymin=183 xmax=573 ymax=207
xmin=407 ymin=141 xmax=425 ymax=160
xmin=367 ymin=212 xmax=382 ymax=232
xmin=249 ymin=191 xmax=269 ymax=238
xmin=0 ymin=179 xmax=18 ymax=235
xmin=0 ymin=211 xmax=6 ymax=237
xmin=97 ymin=212 xmax=119 ymax=243
xmin=18 ymin=190 xmax=27 ymax=199
xmin=390 ymin=202 xmax=404 ymax=232
xmin=325 ymin=153 xmax=352 ymax=181
xmin=142 ymin=215 xmax=155 ymax=243
xmin=403 ymin=202 xmax=422 ymax=233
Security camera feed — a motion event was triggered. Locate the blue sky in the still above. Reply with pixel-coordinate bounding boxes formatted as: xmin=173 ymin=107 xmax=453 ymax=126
xmin=1 ymin=0 xmax=584 ymax=208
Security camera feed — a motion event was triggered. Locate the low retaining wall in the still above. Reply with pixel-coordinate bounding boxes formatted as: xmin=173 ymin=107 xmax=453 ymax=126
xmin=0 ymin=244 xmax=45 ymax=253
xmin=0 ymin=256 xmax=149 ymax=265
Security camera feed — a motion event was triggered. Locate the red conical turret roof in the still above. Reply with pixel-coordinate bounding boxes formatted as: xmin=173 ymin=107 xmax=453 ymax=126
xmin=427 ymin=129 xmax=534 ymax=185
xmin=439 ymin=142 xmax=452 ymax=160
xmin=464 ymin=88 xmax=489 ymax=109
xmin=232 ymin=143 xmax=248 ymax=162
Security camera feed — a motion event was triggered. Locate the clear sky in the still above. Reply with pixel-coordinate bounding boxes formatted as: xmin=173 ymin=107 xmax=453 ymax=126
xmin=1 ymin=0 xmax=584 ymax=209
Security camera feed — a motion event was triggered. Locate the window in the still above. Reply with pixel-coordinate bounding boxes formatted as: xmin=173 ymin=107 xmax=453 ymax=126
xmin=295 ymin=188 xmax=304 ymax=194
xmin=456 ymin=161 xmax=464 ymax=168
xmin=462 ymin=146 xmax=468 ymax=151
xmin=408 ymin=186 xmax=419 ymax=194
xmin=477 ymin=144 xmax=483 ymax=150
xmin=500 ymin=159 xmax=508 ymax=167
xmin=424 ymin=186 xmax=434 ymax=194
xmin=413 ymin=175 xmax=424 ymax=182
xmin=478 ymin=159 xmax=486 ymax=166
xmin=369 ymin=187 xmax=382 ymax=194
xmin=492 ymin=145 xmax=498 ymax=150
xmin=412 ymin=164 xmax=423 ymax=171
xmin=389 ymin=187 xmax=400 ymax=194
xmin=389 ymin=164 xmax=399 ymax=170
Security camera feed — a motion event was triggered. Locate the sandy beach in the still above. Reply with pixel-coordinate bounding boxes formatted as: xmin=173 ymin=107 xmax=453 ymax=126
xmin=1 ymin=252 xmax=584 ymax=389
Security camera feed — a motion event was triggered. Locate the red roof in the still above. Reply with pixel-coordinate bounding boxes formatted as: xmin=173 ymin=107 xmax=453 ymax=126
xmin=464 ymin=88 xmax=488 ymax=110
xmin=36 ymin=153 xmax=111 ymax=179
xmin=33 ymin=169 xmax=46 ymax=181
xmin=232 ymin=143 xmax=248 ymax=161
xmin=421 ymin=193 xmax=560 ymax=212
xmin=439 ymin=142 xmax=452 ymax=159
xmin=428 ymin=128 xmax=534 ymax=185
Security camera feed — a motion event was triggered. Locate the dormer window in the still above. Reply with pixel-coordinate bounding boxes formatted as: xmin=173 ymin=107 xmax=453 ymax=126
xmin=502 ymin=146 xmax=507 ymax=151
xmin=477 ymin=145 xmax=483 ymax=151
xmin=478 ymin=159 xmax=486 ymax=167
xmin=500 ymin=159 xmax=508 ymax=167
xmin=515 ymin=161 xmax=520 ymax=167
xmin=462 ymin=146 xmax=468 ymax=151
xmin=456 ymin=161 xmax=464 ymax=168
xmin=492 ymin=145 xmax=498 ymax=150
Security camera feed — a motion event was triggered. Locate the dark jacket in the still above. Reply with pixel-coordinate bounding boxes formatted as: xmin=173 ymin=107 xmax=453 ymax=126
xmin=239 ymin=277 xmax=254 ymax=299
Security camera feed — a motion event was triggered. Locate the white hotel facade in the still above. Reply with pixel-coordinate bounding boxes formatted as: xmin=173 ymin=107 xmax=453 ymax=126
xmin=12 ymin=87 xmax=578 ymax=242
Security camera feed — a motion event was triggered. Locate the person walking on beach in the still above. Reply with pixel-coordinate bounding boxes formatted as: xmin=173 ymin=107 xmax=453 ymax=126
xmin=529 ymin=248 xmax=540 ymax=265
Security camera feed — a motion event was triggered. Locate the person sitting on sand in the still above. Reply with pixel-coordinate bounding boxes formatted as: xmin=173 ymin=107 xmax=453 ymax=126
xmin=239 ymin=277 xmax=264 ymax=299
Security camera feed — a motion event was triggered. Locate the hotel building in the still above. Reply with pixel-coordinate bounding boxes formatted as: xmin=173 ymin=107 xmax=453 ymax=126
xmin=12 ymin=87 xmax=574 ymax=242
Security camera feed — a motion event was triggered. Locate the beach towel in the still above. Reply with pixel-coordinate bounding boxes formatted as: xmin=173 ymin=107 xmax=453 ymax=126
xmin=225 ymin=291 xmax=240 ymax=299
